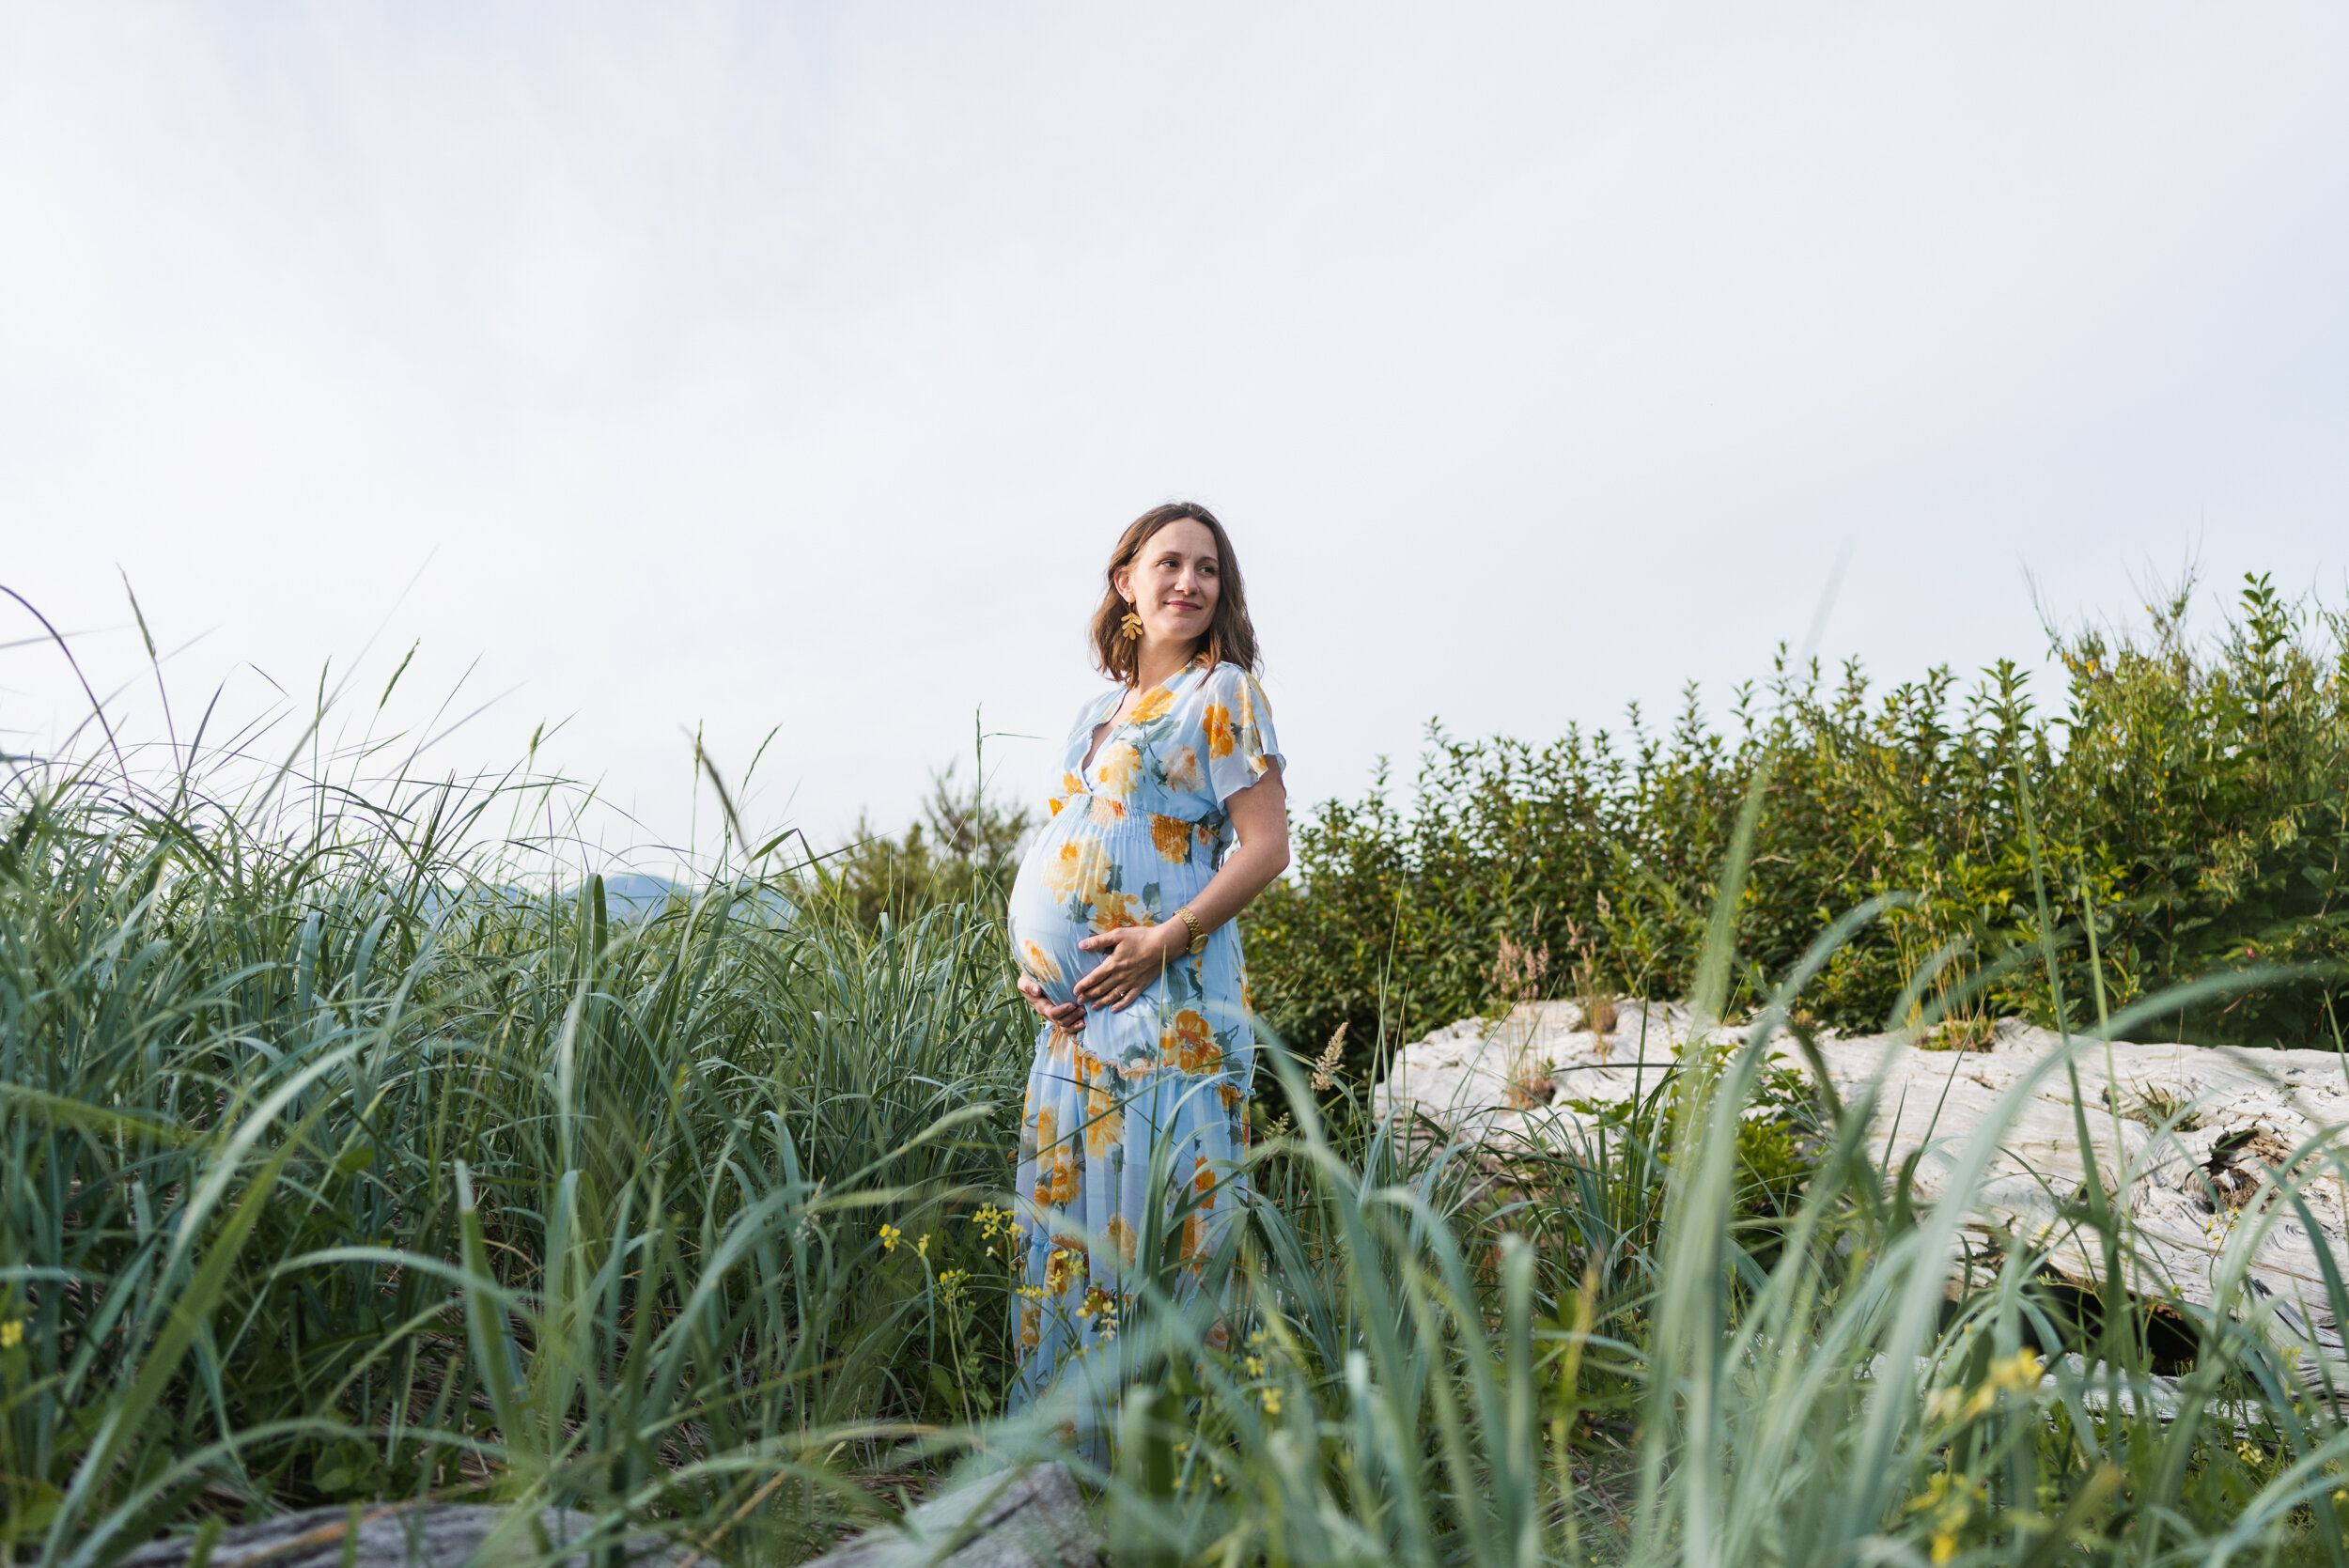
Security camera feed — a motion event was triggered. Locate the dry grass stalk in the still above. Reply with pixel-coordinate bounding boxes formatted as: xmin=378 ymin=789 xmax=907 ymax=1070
xmin=1563 ymin=916 xmax=1616 ymax=1054
xmin=1310 ymin=1020 xmax=1349 ymax=1092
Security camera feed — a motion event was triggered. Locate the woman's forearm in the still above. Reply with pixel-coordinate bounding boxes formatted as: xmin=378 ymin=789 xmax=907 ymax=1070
xmin=1178 ymin=835 xmax=1289 ymax=937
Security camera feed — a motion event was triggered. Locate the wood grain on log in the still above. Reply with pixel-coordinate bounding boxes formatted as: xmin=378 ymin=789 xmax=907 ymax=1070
xmin=116 ymin=1503 xmax=681 ymax=1568
xmin=800 ymin=1464 xmax=1104 ymax=1568
xmin=1378 ymin=1001 xmax=2349 ymax=1343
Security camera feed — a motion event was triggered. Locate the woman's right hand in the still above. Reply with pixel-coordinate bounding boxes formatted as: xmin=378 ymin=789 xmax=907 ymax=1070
xmin=1019 ymin=974 xmax=1084 ymax=1032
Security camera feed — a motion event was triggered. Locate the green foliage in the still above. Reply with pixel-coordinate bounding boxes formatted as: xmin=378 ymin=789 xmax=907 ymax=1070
xmin=11 ymin=580 xmax=2349 ymax=1567
xmin=1248 ymin=572 xmax=2349 ymax=1065
xmin=813 ymin=762 xmax=1032 ymax=928
xmin=0 ymin=753 xmax=1034 ymax=1561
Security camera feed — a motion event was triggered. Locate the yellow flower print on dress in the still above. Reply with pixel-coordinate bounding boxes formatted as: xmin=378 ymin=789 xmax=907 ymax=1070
xmin=1094 ymin=740 xmax=1143 ymax=800
xmin=1105 ymin=1213 xmax=1138 ymax=1267
xmin=1163 ymin=745 xmax=1201 ymax=791
xmin=1049 ymin=770 xmax=1084 ymax=816
xmin=1203 ymin=703 xmax=1235 ymax=761
xmin=1090 ymin=889 xmax=1148 ymax=933
xmin=1078 ymin=1048 xmax=1125 ymax=1156
xmin=1150 ymin=814 xmax=1192 ymax=863
xmin=1033 ymin=1106 xmax=1078 ymax=1207
xmin=1003 ymin=660 xmax=1283 ymax=1402
xmin=1178 ymin=1157 xmax=1221 ymax=1270
xmin=1166 ymin=1008 xmax=1221 ymax=1074
xmin=1042 ymin=839 xmax=1112 ymax=903
xmin=1021 ymin=940 xmax=1064 ymax=985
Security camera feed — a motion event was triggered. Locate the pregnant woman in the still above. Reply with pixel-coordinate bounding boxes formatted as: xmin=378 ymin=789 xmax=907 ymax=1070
xmin=1003 ymin=500 xmax=1288 ymax=1417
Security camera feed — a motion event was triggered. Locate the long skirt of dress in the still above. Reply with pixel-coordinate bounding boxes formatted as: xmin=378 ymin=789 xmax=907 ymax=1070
xmin=1009 ymin=1018 xmax=1250 ymax=1447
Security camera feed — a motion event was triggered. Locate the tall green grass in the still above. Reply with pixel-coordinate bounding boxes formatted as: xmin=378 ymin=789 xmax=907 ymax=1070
xmin=0 ymin=720 xmax=1039 ymax=1563
xmin=7 ymin=615 xmax=2349 ymax=1566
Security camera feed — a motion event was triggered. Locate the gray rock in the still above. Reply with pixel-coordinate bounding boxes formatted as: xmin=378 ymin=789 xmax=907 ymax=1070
xmin=801 ymin=1465 xmax=1104 ymax=1568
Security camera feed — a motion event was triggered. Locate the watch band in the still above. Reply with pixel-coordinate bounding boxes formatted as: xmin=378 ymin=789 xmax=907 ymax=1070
xmin=1174 ymin=905 xmax=1208 ymax=955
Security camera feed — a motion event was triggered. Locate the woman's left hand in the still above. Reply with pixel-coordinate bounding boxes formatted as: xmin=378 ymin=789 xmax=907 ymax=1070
xmin=1072 ymin=922 xmax=1185 ymax=1012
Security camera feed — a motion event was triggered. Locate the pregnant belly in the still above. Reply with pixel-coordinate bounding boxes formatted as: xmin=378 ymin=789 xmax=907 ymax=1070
xmin=1005 ymin=865 xmax=1097 ymax=1008
xmin=1005 ymin=816 xmax=1207 ymax=1008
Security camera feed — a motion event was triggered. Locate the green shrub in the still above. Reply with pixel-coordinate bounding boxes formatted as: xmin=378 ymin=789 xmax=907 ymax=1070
xmin=813 ymin=762 xmax=1032 ymax=929
xmin=1247 ymin=572 xmax=2349 ymax=1065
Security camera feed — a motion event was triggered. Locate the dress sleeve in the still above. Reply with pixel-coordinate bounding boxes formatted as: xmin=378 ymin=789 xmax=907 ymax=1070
xmin=1203 ymin=665 xmax=1283 ymax=808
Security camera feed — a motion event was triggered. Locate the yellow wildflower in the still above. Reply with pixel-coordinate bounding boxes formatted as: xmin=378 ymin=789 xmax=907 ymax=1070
xmin=879 ymin=1223 xmax=903 ymax=1253
xmin=0 ymin=1319 xmax=21 ymax=1349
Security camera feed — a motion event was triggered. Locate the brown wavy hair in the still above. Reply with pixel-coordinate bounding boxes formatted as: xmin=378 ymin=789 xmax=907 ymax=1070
xmin=1089 ymin=501 xmax=1259 ymax=685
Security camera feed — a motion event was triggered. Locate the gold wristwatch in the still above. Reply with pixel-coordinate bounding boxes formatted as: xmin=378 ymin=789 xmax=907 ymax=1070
xmin=1174 ymin=906 xmax=1208 ymax=955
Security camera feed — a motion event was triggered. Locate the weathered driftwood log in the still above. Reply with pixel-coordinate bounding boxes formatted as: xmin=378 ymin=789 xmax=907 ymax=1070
xmin=116 ymin=1503 xmax=682 ymax=1568
xmin=801 ymin=1463 xmax=1105 ymax=1568
xmin=1377 ymin=1001 xmax=2349 ymax=1342
xmin=114 ymin=1466 xmax=1100 ymax=1568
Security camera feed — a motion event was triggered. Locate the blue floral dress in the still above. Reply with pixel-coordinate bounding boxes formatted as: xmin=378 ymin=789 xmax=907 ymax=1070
xmin=1003 ymin=656 xmax=1282 ymax=1403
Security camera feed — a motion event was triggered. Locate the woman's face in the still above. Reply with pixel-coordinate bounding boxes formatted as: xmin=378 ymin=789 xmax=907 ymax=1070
xmin=1118 ymin=519 xmax=1221 ymax=652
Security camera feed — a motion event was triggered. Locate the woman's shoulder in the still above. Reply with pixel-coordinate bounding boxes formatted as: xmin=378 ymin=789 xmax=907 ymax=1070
xmin=1193 ymin=660 xmax=1270 ymax=718
xmin=1193 ymin=659 xmax=1262 ymax=697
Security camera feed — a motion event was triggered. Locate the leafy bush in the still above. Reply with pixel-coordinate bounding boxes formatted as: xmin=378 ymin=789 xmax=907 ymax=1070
xmin=1247 ymin=572 xmax=2349 ymax=1066
xmin=815 ymin=762 xmax=1032 ymax=928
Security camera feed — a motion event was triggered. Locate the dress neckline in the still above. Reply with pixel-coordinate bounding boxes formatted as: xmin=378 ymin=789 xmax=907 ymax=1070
xmin=1081 ymin=658 xmax=1209 ymax=776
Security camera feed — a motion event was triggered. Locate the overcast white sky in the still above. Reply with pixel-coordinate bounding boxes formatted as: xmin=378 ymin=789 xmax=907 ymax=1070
xmin=5 ymin=7 xmax=2347 ymax=872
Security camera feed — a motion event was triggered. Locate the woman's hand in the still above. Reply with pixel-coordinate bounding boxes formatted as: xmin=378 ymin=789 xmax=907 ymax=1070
xmin=1019 ymin=974 xmax=1085 ymax=1032
xmin=1072 ymin=922 xmax=1186 ymax=1012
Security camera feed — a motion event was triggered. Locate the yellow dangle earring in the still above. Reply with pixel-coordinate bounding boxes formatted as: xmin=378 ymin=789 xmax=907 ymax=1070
xmin=1119 ymin=605 xmax=1143 ymax=642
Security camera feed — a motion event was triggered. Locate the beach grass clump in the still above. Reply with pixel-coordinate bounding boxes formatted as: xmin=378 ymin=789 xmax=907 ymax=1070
xmin=7 ymin=594 xmax=2349 ymax=1565
xmin=0 ymin=728 xmax=1039 ymax=1562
